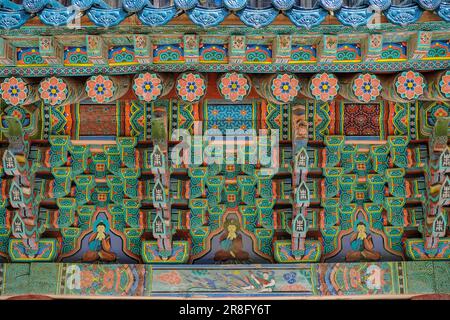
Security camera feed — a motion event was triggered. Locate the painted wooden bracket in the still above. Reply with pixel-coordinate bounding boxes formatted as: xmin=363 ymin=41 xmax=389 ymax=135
xmin=39 ymin=36 xmax=62 ymax=65
xmin=273 ymin=35 xmax=291 ymax=64
xmin=362 ymin=33 xmax=383 ymax=62
xmin=86 ymin=35 xmax=108 ymax=65
xmin=409 ymin=31 xmax=432 ymax=60
xmin=0 ymin=38 xmax=14 ymax=65
xmin=318 ymin=35 xmax=338 ymax=63
xmin=229 ymin=35 xmax=246 ymax=64
xmin=133 ymin=34 xmax=152 ymax=64
xmin=184 ymin=34 xmax=199 ymax=63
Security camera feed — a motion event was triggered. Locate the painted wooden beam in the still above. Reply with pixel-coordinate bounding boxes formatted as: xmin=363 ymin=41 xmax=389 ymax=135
xmin=0 ymin=77 xmax=40 ymax=106
xmin=423 ymin=70 xmax=450 ymax=101
xmin=339 ymin=73 xmax=382 ymax=103
xmin=253 ymin=73 xmax=300 ymax=104
xmin=132 ymin=72 xmax=174 ymax=102
xmin=300 ymin=73 xmax=339 ymax=102
xmin=380 ymin=70 xmax=426 ymax=102
xmin=85 ymin=75 xmax=130 ymax=103
xmin=38 ymin=76 xmax=85 ymax=106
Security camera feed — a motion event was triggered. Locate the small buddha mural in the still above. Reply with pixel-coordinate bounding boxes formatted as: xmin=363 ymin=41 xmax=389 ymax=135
xmin=60 ymin=211 xmax=140 ymax=264
xmin=345 ymin=221 xmax=381 ymax=262
xmin=323 ymin=209 xmax=403 ymax=263
xmin=214 ymin=217 xmax=250 ymax=263
xmin=192 ymin=213 xmax=271 ymax=264
xmin=82 ymin=218 xmax=117 ymax=263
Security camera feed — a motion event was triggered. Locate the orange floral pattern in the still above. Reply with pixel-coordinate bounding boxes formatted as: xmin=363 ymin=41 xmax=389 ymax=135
xmin=133 ymin=72 xmax=162 ymax=102
xmin=271 ymin=73 xmax=300 ymax=103
xmin=218 ymin=72 xmax=250 ymax=102
xmin=395 ymin=70 xmax=425 ymax=100
xmin=310 ymin=73 xmax=339 ymax=102
xmin=86 ymin=75 xmax=115 ymax=103
xmin=155 ymin=271 xmax=182 ymax=285
xmin=440 ymin=71 xmax=450 ymax=98
xmin=0 ymin=77 xmax=29 ymax=106
xmin=176 ymin=72 xmax=206 ymax=103
xmin=352 ymin=73 xmax=382 ymax=103
xmin=39 ymin=76 xmax=68 ymax=106
xmin=80 ymin=270 xmax=95 ymax=289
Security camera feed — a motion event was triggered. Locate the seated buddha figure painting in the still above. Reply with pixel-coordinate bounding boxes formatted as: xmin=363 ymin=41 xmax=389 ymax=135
xmin=324 ymin=210 xmax=404 ymax=263
xmin=1 ymin=0 xmax=450 ymax=301
xmin=60 ymin=212 xmax=139 ymax=264
xmin=194 ymin=213 xmax=270 ymax=264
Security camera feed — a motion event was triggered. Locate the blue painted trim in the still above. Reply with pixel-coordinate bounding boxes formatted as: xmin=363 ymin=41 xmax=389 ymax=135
xmin=236 ymin=7 xmax=279 ymax=28
xmin=285 ymin=7 xmax=328 ymax=29
xmin=0 ymin=60 xmax=447 ymax=76
xmin=137 ymin=5 xmax=178 ymax=26
xmin=186 ymin=6 xmax=229 ymax=28
xmin=384 ymin=4 xmax=424 ymax=26
xmin=0 ymin=0 xmax=443 ymax=29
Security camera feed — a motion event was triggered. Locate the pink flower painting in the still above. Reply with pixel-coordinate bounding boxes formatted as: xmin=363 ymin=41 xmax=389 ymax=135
xmin=0 ymin=77 xmax=28 ymax=106
xmin=271 ymin=73 xmax=300 ymax=103
xmin=133 ymin=72 xmax=162 ymax=102
xmin=39 ymin=76 xmax=68 ymax=106
xmin=218 ymin=72 xmax=250 ymax=102
xmin=176 ymin=73 xmax=206 ymax=103
xmin=439 ymin=71 xmax=450 ymax=98
xmin=352 ymin=73 xmax=382 ymax=103
xmin=86 ymin=75 xmax=115 ymax=103
xmin=310 ymin=73 xmax=339 ymax=102
xmin=395 ymin=70 xmax=425 ymax=100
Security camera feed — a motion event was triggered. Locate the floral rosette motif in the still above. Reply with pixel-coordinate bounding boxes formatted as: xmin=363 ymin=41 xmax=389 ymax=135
xmin=395 ymin=70 xmax=425 ymax=100
xmin=39 ymin=77 xmax=68 ymax=106
xmin=86 ymin=75 xmax=116 ymax=103
xmin=133 ymin=72 xmax=162 ymax=102
xmin=218 ymin=72 xmax=250 ymax=102
xmin=176 ymin=72 xmax=206 ymax=103
xmin=352 ymin=73 xmax=382 ymax=103
xmin=310 ymin=73 xmax=339 ymax=102
xmin=271 ymin=73 xmax=300 ymax=103
xmin=439 ymin=71 xmax=450 ymax=98
xmin=0 ymin=77 xmax=29 ymax=106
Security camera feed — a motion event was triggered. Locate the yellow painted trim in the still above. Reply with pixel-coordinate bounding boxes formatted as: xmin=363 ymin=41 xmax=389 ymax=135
xmin=422 ymin=56 xmax=450 ymax=61
xmin=16 ymin=64 xmax=48 ymax=67
xmin=153 ymin=61 xmax=185 ymax=64
xmin=376 ymin=58 xmax=408 ymax=62
xmin=199 ymin=60 xmax=229 ymax=64
xmin=64 ymin=63 xmax=94 ymax=67
xmin=332 ymin=59 xmax=362 ymax=63
xmin=243 ymin=61 xmax=272 ymax=64
xmin=108 ymin=62 xmax=139 ymax=66
xmin=288 ymin=60 xmax=317 ymax=64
